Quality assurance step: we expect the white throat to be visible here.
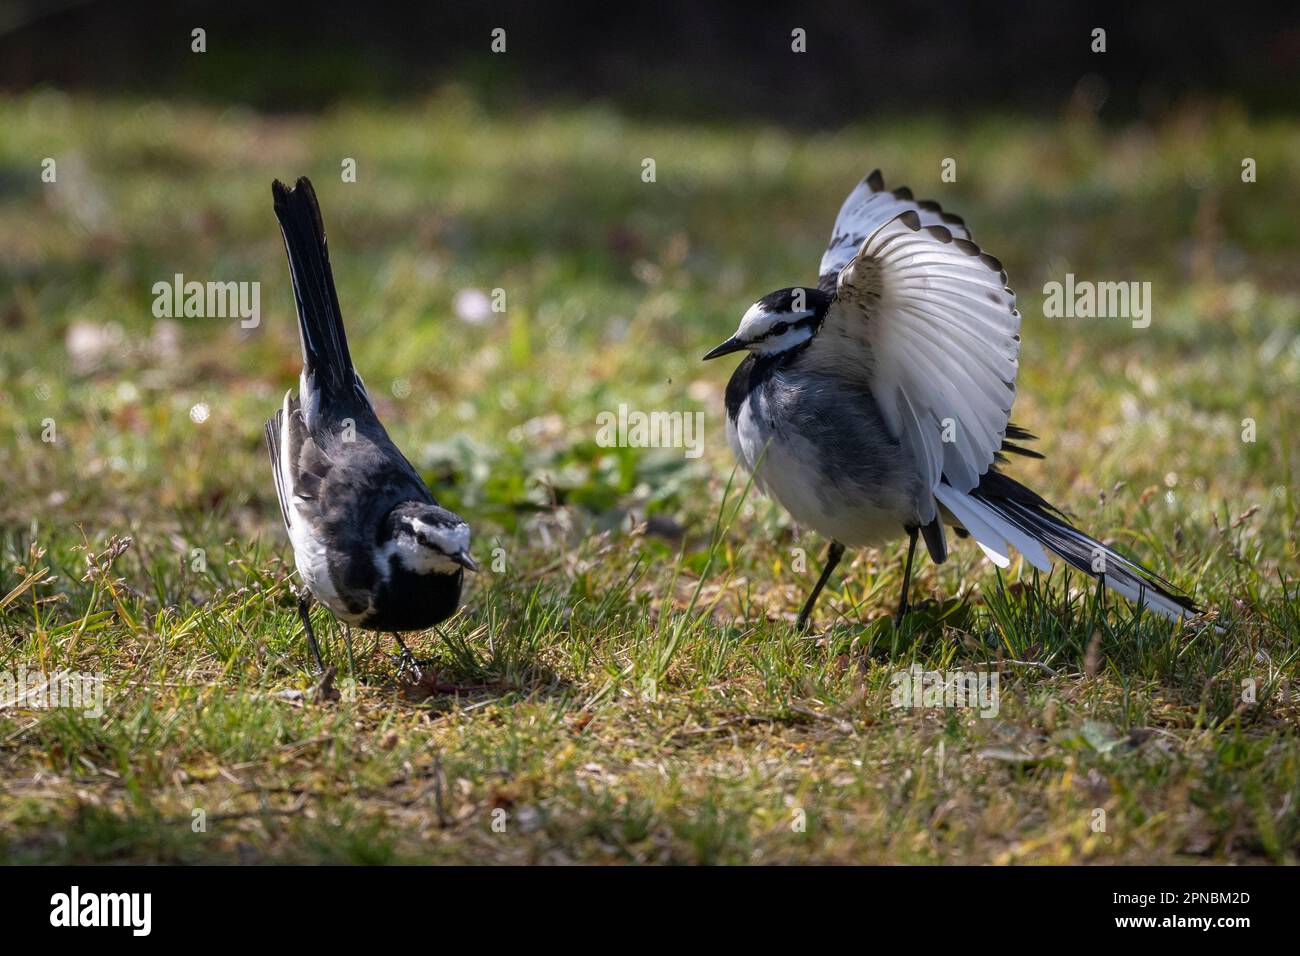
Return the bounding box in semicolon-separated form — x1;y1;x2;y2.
375;518;469;576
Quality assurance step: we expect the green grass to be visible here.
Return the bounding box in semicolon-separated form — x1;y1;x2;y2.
1;91;1298;863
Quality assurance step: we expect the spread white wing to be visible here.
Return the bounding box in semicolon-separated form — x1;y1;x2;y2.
811;173;1205;618
818;169;972;288
815;177;1020;525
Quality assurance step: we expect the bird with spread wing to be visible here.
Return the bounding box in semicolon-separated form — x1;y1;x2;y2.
704;170;1201;629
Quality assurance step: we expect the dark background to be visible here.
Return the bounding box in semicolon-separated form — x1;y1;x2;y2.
2;0;1297;122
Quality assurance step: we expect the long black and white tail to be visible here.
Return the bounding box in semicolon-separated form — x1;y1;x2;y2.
934;472;1200;621
271;177;366;410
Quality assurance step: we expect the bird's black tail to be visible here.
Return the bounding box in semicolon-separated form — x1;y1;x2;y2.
272;177;358;402
967;470;1201;621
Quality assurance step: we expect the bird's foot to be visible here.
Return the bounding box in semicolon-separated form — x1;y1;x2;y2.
393;646;418;681
392;648;438;683
390;633;435;683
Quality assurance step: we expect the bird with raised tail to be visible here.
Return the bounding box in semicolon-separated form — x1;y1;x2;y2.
265;177;476;675
704;169;1200;630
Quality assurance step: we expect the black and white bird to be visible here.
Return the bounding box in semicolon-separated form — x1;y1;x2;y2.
704;169;1199;630
265;177;476;673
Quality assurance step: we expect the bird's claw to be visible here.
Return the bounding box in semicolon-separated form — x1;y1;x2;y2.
393;648;421;681
393;648;437;683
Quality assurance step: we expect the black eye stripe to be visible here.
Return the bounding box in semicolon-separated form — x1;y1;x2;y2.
763;314;820;338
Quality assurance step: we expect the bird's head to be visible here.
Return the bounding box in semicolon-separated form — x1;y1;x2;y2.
703;287;832;361
382;503;477;576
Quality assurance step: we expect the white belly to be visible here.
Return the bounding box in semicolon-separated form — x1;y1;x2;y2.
727;403;911;548
288;507;368;624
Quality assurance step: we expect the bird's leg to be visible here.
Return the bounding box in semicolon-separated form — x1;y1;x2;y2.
797;541;846;632
391;633;422;681
894;526;919;628
390;634;440;679
296;589;326;675
343;623;357;677
391;630;491;695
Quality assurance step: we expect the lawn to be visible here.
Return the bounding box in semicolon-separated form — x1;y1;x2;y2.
1;91;1298;863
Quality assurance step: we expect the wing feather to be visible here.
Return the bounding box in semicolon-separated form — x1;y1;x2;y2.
264;414;292;533
818;170;973;287
815;181;1020;510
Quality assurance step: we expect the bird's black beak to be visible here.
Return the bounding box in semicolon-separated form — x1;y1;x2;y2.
702;337;746;361
452;551;478;572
